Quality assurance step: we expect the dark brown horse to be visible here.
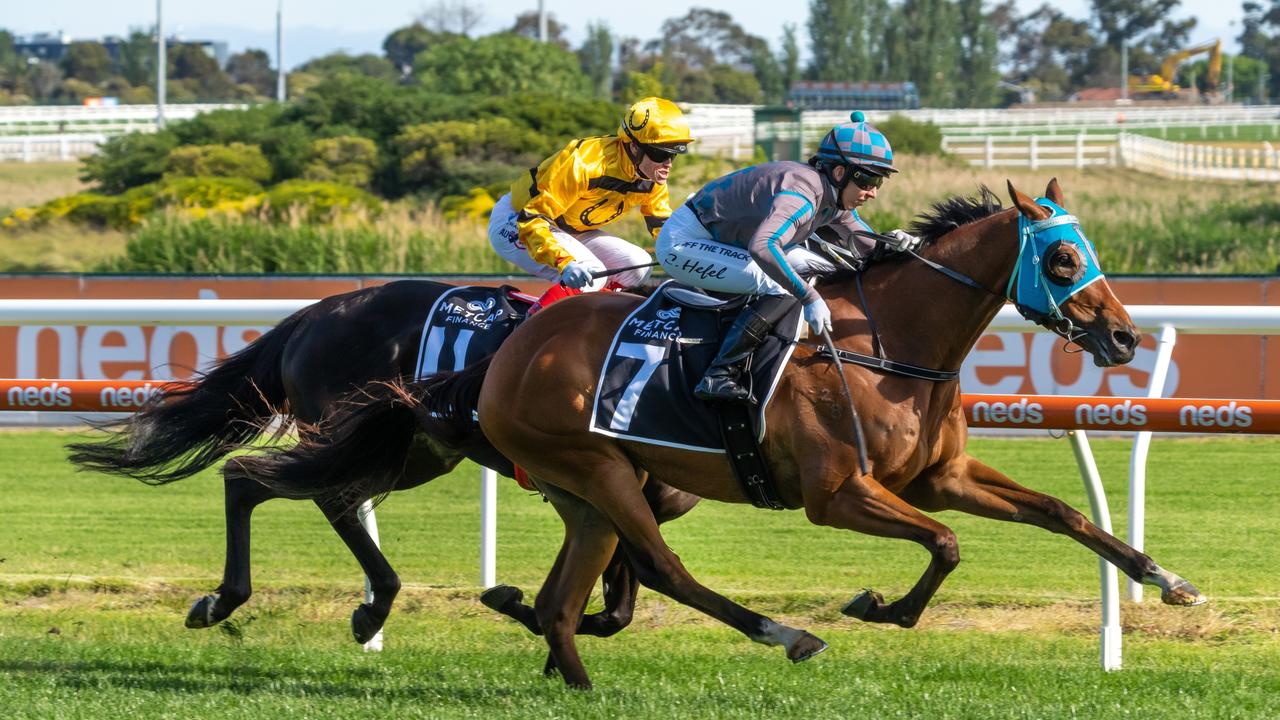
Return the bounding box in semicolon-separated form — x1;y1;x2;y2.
67;279;697;647
237;180;1205;688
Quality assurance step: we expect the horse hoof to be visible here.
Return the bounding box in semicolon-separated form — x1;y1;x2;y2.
842;589;884;621
351;603;385;644
480;584;524;612
787;632;829;663
185;595;220;629
1162;579;1207;607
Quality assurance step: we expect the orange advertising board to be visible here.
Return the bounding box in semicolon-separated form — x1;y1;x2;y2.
1;274;1276;399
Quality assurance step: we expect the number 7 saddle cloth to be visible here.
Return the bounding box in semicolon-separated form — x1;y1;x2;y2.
589;280;804;453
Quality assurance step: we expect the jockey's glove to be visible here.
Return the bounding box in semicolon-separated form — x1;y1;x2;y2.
559;260;595;289
803;297;833;336
885;229;923;253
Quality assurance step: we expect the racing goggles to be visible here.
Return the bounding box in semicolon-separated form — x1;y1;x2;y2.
846;166;885;191
638;143;683;163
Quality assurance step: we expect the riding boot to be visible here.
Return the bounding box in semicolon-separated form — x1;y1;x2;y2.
694;294;797;404
528;284;582;316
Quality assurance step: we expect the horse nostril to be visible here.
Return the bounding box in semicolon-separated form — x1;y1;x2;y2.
1113;329;1137;351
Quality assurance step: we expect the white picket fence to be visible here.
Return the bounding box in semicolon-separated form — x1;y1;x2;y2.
1117;133;1280;181
0;103;246;136
941;132;1280;181
0;133;110;162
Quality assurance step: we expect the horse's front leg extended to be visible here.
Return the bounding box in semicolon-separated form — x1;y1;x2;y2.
902;456;1205;607
186;469;276;629
803;470;961;628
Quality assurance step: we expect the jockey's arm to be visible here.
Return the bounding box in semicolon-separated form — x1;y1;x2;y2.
515;153;590;273
827;209;879;259
748;192;822;304
640;182;673;241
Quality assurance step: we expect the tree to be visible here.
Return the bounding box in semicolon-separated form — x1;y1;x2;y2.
807;0;892;81
1084;0;1196;86
60;42;113;85
413;33;591;98
1005;6;1096;101
227;49;276;97
578;22;615;100
638;8;774;103
510;11;571;50
118;28;155;87
383;23;450;72
297;53;398;82
955;0;1000;106
1241;0;1280;101
888;0;961;106
26;62;64;101
418;0;485;37
780;24;801;96
168;44;239;100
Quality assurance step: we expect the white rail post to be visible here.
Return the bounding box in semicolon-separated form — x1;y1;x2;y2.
1127;324;1177;602
1029;135;1039;170
481;466;498;588
1076;133;1085;169
1069;429;1122;671
356;499;384;652
985;136;994;168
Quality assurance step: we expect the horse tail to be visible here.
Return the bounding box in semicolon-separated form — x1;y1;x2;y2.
66;307;310;484
230;356;493;507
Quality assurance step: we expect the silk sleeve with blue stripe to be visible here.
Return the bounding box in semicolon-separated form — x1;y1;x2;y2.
747;190;819;302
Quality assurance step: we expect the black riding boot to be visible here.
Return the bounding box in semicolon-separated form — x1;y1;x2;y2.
694;294;797;403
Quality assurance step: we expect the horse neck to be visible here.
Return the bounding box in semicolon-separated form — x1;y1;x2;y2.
825;209;1021;371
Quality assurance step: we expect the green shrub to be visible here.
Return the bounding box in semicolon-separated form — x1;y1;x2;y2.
263;180;382;223
80;131;179;194
413;34;591;98
395;117;548;196
98;217;507;274
303;135;379;189
165;143;274;183
877;114;944;156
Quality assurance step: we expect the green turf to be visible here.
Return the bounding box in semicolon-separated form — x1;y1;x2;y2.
1;432;1278;718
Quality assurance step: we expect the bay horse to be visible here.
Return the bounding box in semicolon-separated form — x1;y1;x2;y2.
236;179;1205;688
66;279;698;646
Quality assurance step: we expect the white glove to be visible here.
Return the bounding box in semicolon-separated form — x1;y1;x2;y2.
559;261;594;289
802;297;833;336
885;229;922;253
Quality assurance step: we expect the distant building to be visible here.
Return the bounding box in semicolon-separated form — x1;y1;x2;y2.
14;31;229;69
787;81;921;110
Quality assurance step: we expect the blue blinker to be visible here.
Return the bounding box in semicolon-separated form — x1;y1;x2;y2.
1006;198;1105;322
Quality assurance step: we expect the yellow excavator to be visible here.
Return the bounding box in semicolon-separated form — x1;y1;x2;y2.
1129;39;1221;99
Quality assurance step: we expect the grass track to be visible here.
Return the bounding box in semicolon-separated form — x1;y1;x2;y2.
1;432;1278;718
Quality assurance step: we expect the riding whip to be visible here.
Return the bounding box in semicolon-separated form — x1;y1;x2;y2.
589;261;660;280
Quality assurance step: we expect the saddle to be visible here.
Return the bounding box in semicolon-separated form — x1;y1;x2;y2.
590;281;803;509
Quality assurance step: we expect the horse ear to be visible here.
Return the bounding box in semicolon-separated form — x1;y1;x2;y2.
1045;178;1065;205
1007;180;1050;220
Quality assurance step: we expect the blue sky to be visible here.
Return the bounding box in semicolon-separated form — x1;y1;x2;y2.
6;0;1242;70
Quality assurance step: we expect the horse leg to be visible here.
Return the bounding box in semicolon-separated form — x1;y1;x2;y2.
529;483;621;686
482;477;701;639
803;470;961;628
186;469;275;629
903;456;1205;606
535;460;826;689
316;499;403;644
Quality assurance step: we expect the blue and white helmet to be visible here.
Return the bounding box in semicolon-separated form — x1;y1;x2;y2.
815;111;897;175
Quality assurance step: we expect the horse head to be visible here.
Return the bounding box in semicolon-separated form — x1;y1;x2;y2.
1006;179;1139;368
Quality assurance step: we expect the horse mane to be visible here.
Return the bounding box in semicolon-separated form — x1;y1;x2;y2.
907;185;1003;244
818;185;1004;284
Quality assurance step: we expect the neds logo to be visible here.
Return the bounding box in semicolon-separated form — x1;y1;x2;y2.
970;397;1044;424
1179;401;1253;429
1074;399;1148;427
99;384;164;408
6;382;73;408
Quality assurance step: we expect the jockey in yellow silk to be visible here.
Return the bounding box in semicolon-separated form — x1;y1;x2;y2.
488;97;694;309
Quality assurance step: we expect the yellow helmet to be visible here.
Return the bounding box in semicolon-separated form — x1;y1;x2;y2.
618;97;694;155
